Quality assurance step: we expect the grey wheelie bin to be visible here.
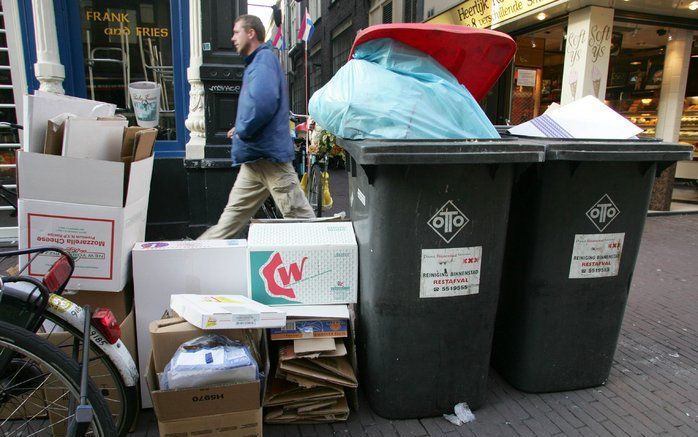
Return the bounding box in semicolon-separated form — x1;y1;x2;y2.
492;138;693;393
339;138;545;419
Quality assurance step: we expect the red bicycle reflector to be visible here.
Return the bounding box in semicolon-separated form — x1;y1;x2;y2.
92;308;121;344
43;255;73;293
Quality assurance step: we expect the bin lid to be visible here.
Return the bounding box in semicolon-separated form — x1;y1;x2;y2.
544;141;693;162
349;24;517;101
337;138;545;165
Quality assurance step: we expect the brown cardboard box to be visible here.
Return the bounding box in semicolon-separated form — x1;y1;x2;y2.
62;283;133;324
148;317;263;375
157;409;262;437
147;317;268;437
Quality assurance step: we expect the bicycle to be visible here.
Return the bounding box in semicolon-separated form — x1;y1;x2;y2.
0;247;139;436
0;122;140;435
290;112;332;218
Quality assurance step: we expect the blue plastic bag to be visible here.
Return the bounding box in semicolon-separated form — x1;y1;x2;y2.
309;38;499;140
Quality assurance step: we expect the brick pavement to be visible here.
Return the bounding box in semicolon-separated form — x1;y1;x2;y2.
132;175;698;436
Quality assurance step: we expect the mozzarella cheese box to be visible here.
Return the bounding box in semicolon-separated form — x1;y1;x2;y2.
247;222;358;305
170;294;286;329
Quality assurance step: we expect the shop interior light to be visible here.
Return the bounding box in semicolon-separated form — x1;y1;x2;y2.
531;39;537;48
689;1;698;11
641;98;652;105
536;12;547;21
630;61;642;65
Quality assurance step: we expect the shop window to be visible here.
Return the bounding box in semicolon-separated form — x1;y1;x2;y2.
79;1;177;140
510;25;565;125
331;21;353;76
382;1;393;24
309;47;323;98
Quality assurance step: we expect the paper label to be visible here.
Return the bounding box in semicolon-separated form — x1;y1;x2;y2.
26;213;115;280
420;247;482;298
569;233;624;279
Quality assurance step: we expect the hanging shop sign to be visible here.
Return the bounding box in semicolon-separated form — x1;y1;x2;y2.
427;0;557;29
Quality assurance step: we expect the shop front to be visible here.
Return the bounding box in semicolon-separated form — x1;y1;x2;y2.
5;0;250;240
427;0;698;211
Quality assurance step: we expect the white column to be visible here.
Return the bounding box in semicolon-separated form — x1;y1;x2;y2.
32;0;65;94
185;0;206;160
655;29;693;142
560;6;614;105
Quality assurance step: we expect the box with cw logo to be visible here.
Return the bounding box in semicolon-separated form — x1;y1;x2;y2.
247;222;358;305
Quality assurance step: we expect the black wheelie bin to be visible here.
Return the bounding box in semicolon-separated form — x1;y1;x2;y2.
492;138;693;393
340;138;545;418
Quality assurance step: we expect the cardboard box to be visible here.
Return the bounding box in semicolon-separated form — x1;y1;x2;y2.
248;222;358;305
149;317;263;374
23;91;116;153
170;294;286;330
156;410;262;437
270;319;348;341
62;283;133;323
18;195;149;291
147;317;266;437
132;239;248;407
17;151;154;208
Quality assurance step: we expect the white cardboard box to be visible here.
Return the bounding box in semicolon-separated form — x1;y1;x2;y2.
17;152;154;208
18;196;149;292
61;117;129;161
131;239;248;407
23;91;116;153
247;222;358;305
170;294;286;329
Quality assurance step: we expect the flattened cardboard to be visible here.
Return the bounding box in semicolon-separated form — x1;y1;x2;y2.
280;339;346;360
156;409;262;437
61;117;128;161
293;338;336;354
283;373;343;390
132;129;157;161
264;378;343;407
43;115;71;155
279;356;357;388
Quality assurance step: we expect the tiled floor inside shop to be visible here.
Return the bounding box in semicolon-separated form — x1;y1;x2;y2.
128;169;698;436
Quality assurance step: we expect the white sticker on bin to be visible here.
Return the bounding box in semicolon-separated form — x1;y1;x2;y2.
420;247;482;298
569;233;624;279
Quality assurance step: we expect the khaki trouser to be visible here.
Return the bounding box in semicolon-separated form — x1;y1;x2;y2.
198;160;314;239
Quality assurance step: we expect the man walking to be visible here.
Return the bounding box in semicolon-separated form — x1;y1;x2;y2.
198;14;314;239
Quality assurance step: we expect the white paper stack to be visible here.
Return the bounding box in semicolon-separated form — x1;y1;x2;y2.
509;96;643;139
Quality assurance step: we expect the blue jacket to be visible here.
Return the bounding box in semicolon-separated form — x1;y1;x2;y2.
232;43;294;165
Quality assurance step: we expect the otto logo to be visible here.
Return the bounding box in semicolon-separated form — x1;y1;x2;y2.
428;201;469;243
586;194;620;232
140;242;169;249
261;253;308;300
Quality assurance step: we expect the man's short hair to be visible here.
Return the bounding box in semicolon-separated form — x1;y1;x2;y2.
235;15;265;42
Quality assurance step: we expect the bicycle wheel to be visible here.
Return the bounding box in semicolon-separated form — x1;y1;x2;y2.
307;163;323;217
0;320;117;436
35;315;139;436
0;289;138;436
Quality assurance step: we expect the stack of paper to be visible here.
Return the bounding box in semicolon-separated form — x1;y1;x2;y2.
509;96;643;139
264;305;356;423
